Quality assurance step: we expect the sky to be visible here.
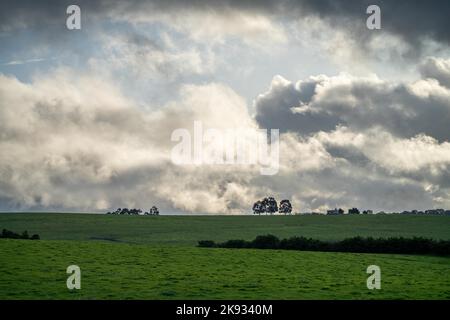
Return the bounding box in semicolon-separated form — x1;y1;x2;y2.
1;0;450;214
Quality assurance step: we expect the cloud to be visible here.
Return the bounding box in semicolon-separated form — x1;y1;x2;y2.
112;4;288;47
284;0;450;58
0;0;288;48
2;56;450;213
2;1;450;51
0;68;266;213
251;63;450;211
420;57;450;88
2;1;450;215
89;31;216;85
255;70;450;142
1;58;49;66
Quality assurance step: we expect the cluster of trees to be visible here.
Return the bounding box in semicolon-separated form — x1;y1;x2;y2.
325;208;450;215
397;209;450;216
1;229;40;240
107;206;159;215
252;197;292;215
327;207;373;215
198;235;450;256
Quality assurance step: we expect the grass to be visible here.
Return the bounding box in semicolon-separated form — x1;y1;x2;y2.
1;239;449;300
1;213;450;299
1;213;449;245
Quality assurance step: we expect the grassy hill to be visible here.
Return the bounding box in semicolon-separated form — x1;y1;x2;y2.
1;213;450;299
1;213;450;245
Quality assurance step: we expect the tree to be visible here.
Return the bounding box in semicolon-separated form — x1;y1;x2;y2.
262;197;278;215
252;201;264;215
279;200;292;215
128;208;142;215
348;208;360;215
252;234;280;249
150;206;159;215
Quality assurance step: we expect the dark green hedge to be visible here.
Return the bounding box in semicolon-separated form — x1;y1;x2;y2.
198;235;450;256
0;229;40;240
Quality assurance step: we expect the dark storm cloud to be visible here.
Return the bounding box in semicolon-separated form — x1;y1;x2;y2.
420;57;450;88
1;0;450;50
254;77;339;135
291;0;450;47
255;72;450;142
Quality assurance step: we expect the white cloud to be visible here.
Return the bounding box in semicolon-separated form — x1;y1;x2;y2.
90;32;217;82
108;6;288;48
0;68;267;213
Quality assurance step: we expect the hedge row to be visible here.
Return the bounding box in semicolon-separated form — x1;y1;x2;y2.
198;235;450;256
1;229;40;240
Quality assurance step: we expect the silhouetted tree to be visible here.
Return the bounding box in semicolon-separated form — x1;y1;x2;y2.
279;200;292;215
128;208;142;215
150;206;159;215
252;200;264;215
262;197;278;215
348;208;360;215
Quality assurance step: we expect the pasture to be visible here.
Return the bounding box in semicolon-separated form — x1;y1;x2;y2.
1;213;449;299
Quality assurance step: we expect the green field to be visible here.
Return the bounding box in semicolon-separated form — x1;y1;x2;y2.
1;213;450;299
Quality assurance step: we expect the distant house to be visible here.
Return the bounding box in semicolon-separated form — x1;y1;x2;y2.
327;209;337;215
327;208;344;215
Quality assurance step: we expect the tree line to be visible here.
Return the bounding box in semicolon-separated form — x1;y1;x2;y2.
106;206;159;215
198;235;450;256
